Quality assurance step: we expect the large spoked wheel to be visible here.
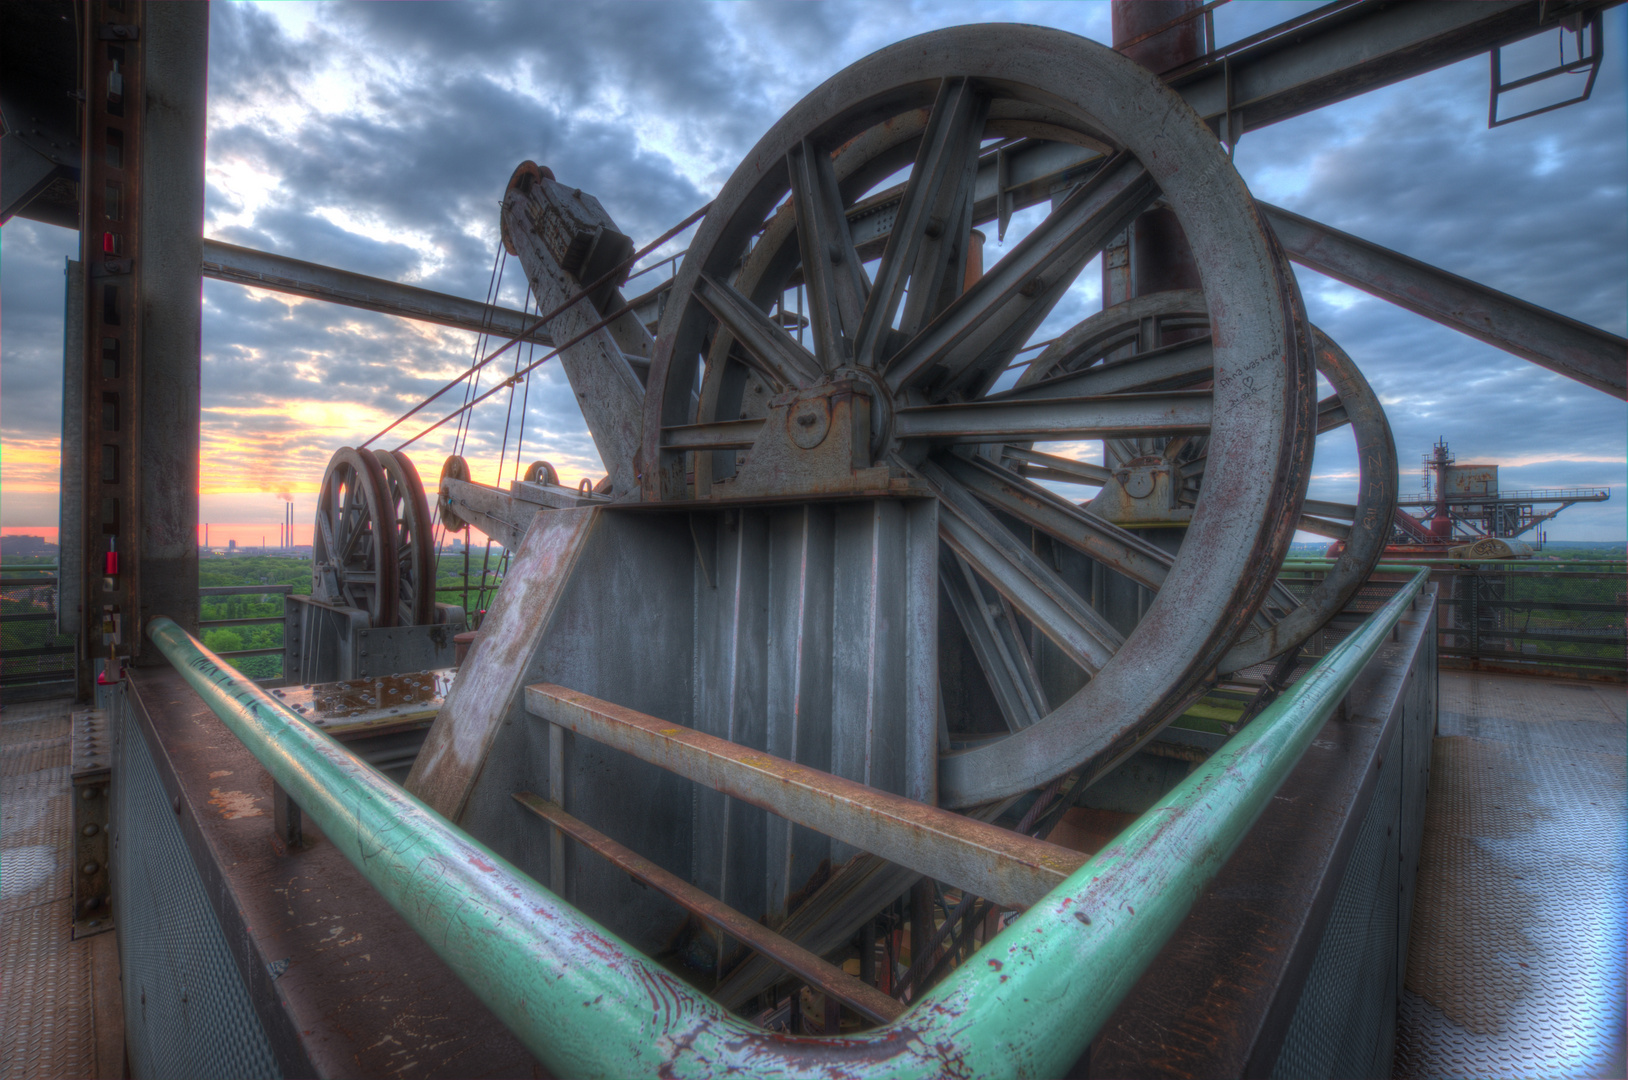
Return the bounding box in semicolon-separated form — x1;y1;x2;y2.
1011;294;1398;673
643;25;1317;807
373;449;437;628
312;447;400;627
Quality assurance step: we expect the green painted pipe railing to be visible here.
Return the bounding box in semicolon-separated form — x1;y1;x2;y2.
144;565;1429;1078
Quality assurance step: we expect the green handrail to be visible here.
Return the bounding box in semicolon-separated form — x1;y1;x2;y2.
144;564;1429;1078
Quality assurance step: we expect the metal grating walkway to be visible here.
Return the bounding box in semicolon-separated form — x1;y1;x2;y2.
1;697;122;1080
1396;672;1627;1080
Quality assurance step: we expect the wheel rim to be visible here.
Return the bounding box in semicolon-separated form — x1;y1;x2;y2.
311;446;400;628
373;449;437;628
642;25;1317;806
1220;326;1398;671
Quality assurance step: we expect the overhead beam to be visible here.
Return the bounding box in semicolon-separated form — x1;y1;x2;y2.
1261;203;1628;399
200;238;556;347
1167;0;1618;136
853;1;1628;250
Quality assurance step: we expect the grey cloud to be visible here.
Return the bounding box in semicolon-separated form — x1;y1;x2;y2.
0;220;77;441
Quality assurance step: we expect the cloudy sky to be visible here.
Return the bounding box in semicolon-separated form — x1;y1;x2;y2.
2;1;1624;545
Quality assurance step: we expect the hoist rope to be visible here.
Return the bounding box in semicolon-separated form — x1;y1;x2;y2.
432;239;507;614
362;200;711;451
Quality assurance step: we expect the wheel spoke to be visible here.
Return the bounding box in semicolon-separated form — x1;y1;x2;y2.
1316;393;1349;434
893;390;1210;443
694;273;820;390
940;549;1049;731
1017;290;1208;387
1297;513;1352;541
338;477;369;563
316;506;338;562
919;458;1123;674
894;115;984;343
852;77;989;369
885;153;1157;396
999;335;1214;400
788;138;869;369
1303;498;1357;520
933;452;1171;590
998;446;1113;487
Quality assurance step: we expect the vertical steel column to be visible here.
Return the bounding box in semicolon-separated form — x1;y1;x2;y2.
73;1;206;692
1096;0;1208;567
135;2;207;655
1104;0;1207;321
77;1;145;690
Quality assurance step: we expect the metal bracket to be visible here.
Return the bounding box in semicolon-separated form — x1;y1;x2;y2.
71;709;113;937
1489;11;1604;128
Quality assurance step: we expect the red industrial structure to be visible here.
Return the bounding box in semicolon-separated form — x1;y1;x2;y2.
1330;438;1610;559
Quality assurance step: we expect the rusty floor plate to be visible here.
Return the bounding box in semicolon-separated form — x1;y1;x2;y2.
1;697;122;1080
1395;673;1626;1080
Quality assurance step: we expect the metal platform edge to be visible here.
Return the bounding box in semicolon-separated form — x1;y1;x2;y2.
112;666;547;1080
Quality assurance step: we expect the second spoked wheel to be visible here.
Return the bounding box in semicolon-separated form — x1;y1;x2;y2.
643;25;1319;807
312;446;436;628
1005;290;1399;674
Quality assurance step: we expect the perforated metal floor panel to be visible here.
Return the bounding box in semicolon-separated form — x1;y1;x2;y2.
1;698;118;1080
1395;673;1627;1080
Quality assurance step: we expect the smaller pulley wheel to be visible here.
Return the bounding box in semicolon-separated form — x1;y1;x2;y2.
374;449;437;628
437;455;471;532
523;460;560;486
312;447;400;628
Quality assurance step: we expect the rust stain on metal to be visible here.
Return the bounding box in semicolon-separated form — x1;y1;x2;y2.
208;787;265;819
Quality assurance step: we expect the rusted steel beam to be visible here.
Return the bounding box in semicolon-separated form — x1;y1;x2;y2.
513;793;904;1025
1261;203;1628;399
405;507;599;821
201;239;555;347
525;684;1088;910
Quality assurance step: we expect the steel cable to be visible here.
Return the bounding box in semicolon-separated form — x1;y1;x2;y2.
363;200;711;451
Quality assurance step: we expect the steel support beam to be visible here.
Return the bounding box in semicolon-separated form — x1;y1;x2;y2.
1260;203;1628;398
1166;0;1618;136
525;683;1089;911
513;793;904;1025
200;239;555;347
136;2;208;655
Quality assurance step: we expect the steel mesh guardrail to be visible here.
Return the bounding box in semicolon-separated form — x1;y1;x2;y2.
1288;558;1625;679
1;564;74;685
